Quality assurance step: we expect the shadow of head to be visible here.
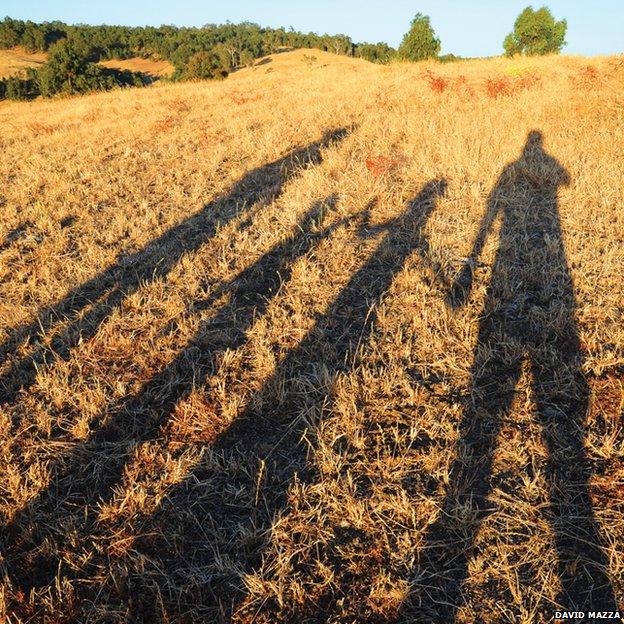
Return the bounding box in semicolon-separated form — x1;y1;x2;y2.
283;126;353;179
524;129;544;152
513;128;570;190
322;126;351;145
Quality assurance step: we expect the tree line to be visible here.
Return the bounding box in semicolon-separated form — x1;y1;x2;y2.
0;17;392;99
0;6;568;101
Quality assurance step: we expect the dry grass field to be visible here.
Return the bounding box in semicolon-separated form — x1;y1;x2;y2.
98;56;174;79
0;48;623;623
0;47;46;78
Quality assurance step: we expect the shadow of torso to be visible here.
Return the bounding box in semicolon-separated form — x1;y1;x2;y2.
483;145;575;349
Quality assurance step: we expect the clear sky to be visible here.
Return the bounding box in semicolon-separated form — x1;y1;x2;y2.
3;1;623;58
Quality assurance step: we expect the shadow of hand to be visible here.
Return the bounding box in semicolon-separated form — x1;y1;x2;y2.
445;261;474;309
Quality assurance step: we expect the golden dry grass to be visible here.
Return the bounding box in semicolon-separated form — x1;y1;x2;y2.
0;48;623;623
98;56;174;79
0;47;46;78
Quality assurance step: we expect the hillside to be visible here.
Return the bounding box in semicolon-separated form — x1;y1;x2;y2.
0;46;174;79
0;46;46;77
0;49;623;623
98;55;174;79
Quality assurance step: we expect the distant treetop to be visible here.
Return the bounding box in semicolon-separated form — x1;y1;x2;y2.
504;6;567;57
398;13;441;62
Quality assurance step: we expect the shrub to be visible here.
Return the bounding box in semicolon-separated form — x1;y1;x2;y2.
424;70;448;93
439;54;461;64
0;69;40;101
398;14;441;62
36;39;146;97
183;50;228;80
105;67;147;88
355;42;395;64
486;77;512;98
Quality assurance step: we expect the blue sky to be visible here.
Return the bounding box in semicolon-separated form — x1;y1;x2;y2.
3;1;623;57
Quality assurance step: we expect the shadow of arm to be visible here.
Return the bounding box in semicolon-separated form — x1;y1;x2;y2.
446;194;501;309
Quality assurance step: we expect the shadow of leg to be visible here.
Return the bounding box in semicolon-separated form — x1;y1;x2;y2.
402;324;521;622
2;197;341;600
532;347;618;612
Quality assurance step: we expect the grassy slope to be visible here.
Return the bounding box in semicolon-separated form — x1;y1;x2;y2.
98;56;174;79
0;47;46;77
0;46;174;79
0;49;623;623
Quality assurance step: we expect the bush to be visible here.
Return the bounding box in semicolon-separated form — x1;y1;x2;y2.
104;67;147;88
504;6;567;56
36;39;146;97
355;42;395;64
0;69;39;100
182;50;228;80
439;53;462;64
398;13;441;62
424;70;448;93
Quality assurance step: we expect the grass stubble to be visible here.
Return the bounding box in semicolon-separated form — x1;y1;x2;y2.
0;49;622;622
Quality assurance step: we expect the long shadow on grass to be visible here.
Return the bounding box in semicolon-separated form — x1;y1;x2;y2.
0;127;349;405
3;193;346;606
4;179;447;622
1;123;352;610
397;131;618;621
121;178;447;621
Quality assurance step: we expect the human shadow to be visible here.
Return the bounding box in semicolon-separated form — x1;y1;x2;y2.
3;194;345;599
120;178;447;620
4;179;447;621
399;132;618;621
0;127;349;405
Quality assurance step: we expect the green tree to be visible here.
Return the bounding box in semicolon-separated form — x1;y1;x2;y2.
504;6;567;56
239;48;255;67
0;69;39;100
398;13;440;62
36;39;143;96
355;42;395;64
212;43;233;72
36;39;92;95
183;50;228;80
0;17;25;48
